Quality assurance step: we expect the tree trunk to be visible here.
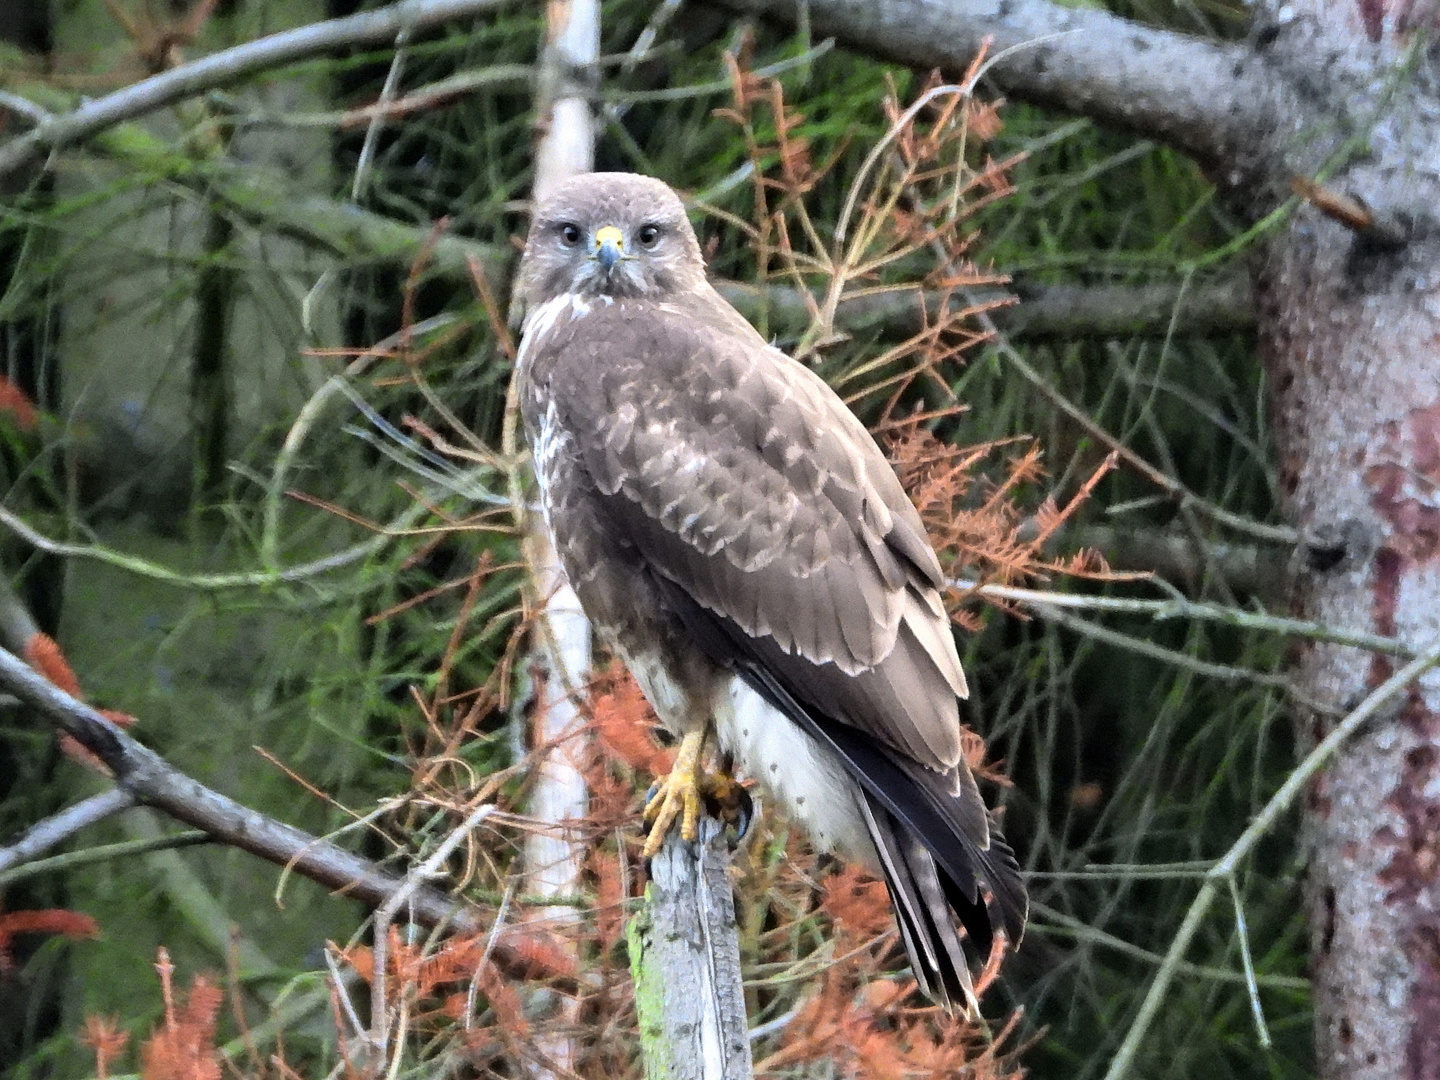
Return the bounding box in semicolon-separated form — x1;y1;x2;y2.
1256;14;1440;1080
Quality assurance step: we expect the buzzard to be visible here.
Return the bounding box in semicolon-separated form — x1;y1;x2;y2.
515;172;1026;1013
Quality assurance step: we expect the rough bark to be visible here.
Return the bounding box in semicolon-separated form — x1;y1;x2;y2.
1254;14;1440;1080
628;822;754;1080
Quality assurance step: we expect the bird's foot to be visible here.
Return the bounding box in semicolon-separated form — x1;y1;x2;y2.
641;734;754;858
702;764;755;841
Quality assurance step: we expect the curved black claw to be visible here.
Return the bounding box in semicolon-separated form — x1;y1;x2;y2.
703;774;756;847
731;784;757;843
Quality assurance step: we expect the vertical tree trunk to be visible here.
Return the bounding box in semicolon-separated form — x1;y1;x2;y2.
1256;11;1440;1079
519;2;598;1075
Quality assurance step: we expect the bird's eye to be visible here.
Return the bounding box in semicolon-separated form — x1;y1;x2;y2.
637;224;661;248
559;223;582;246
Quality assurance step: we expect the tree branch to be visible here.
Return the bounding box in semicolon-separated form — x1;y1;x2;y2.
73;121;1255;343
1059;523;1283;598
629;821;754;1080
716;275;1254;342
0;788;136;875
716;0;1302;180
0;0;518;178
0;646;568;986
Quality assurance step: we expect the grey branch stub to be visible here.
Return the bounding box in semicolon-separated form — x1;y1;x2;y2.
628;819;754;1080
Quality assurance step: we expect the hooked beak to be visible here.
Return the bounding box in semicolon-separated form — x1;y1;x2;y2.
593;225;624;272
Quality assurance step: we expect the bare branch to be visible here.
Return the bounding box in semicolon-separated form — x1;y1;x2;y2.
0;0;519;178
0;646;571;984
716;275;1254;342
78;118;1255;344
1003;276;1254;339
629;821;754;1080
716;0;1303;180
0;788;136;875
959;578;1415;658
1059;523;1283;598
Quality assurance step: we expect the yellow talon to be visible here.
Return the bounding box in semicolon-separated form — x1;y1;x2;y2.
642;729;708;858
641;729;754;859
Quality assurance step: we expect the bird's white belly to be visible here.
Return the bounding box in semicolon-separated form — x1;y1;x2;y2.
714;676;877;868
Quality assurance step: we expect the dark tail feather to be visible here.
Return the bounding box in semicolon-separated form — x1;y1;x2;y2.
860;793;978;1016
819;718;1028;953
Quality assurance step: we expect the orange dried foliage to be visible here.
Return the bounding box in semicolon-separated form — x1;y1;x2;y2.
885;420;1124;624
0;375;39;431
588;847;626;951
24;633;81;696
493;924;579;982
99;707;138;728
761;963;1022;1080
22;632;139;772
820;865;893;946
0;908;99;969
585;764;640;833
345;923;578;1021
587;661;671;776
139;950;223;1080
82;1015;130;1080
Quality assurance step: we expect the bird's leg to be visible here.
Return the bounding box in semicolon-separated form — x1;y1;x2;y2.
641;726;756;858
642;727;711;858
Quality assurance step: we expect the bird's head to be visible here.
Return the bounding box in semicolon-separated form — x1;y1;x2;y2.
518;173;707;307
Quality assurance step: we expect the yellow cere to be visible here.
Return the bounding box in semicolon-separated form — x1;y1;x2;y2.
594;225;625;249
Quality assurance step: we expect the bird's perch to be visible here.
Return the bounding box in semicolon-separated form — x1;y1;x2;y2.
628;819;754;1080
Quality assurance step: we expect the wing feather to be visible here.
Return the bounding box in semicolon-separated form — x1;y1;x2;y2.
534;288;967;771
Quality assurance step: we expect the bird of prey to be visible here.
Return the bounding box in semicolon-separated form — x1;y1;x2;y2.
515;172;1026;1013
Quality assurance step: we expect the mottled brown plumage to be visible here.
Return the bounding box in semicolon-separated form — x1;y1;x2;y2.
515;172;1025;1012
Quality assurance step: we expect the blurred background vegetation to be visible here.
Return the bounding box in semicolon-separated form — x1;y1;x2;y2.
0;0;1308;1076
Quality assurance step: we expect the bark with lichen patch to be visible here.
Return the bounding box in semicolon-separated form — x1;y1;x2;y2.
1254;13;1440;1080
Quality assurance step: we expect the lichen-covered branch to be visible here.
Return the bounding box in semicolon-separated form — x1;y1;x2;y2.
629;822;754;1080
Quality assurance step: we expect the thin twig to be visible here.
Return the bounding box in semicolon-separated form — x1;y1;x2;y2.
0;831;208;889
351;25;411;202
0;501;424;591
1228;875;1272;1048
369;802;497;1055
0;91;54;126
1030;603;1293;689
971;306;1298;544
957;579;1413;658
263;312;457;568
1029;902;1307;991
